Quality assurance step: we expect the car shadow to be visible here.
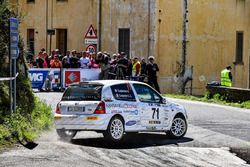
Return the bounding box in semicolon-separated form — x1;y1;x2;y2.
71;133;193;149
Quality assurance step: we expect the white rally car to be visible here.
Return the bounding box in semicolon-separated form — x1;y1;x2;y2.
54;80;188;142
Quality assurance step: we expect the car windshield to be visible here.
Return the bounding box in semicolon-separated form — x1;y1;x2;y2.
62;84;103;101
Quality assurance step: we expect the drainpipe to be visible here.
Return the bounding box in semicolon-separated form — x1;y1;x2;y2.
180;0;189;94
49;0;54;55
249;55;250;88
181;0;188;76
46;0;48;52
97;0;102;51
147;0;151;58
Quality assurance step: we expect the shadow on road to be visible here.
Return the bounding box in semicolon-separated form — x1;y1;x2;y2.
71;133;193;149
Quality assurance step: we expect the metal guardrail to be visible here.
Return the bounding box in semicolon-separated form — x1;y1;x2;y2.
0;72;19;81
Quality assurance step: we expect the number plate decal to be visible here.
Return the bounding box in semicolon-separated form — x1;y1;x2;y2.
68;106;85;112
149;120;161;124
86;116;98;120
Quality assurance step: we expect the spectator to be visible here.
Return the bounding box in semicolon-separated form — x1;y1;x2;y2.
97;52;110;80
36;51;44;68
116;52;128;79
132;57;141;80
146;56;160;93
50;55;62;68
89;53;100;68
62;50;71;68
108;54;118;79
42;51;48;68
70;50;80;68
55;49;63;61
221;65;232;87
62;58;70;68
140;57;147;82
80;51;90;68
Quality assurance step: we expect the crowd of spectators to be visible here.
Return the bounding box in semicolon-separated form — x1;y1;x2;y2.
28;48;160;92
28;48;100;69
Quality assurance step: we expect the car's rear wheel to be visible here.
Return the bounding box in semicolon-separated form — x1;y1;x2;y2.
103;116;125;142
56;129;77;141
167;115;187;139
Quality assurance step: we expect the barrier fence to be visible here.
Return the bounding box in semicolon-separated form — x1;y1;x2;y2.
28;68;101;91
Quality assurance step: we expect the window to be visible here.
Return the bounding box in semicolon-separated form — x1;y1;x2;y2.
133;84;161;103
119;28;130;58
111;84;136;101
27;0;35;3
62;84;103;101
56;29;67;56
57;0;68;2
235;31;244;64
27;29;35;56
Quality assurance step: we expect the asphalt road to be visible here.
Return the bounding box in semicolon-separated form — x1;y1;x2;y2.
0;92;250;167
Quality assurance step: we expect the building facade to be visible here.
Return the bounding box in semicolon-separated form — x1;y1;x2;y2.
12;0;250;95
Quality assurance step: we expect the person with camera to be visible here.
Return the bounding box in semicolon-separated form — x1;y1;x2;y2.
116;52;128;79
96;52;110;80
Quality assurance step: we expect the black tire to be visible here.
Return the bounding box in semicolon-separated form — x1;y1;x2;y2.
56;129;77;141
103;116;125;142
167;115;187;139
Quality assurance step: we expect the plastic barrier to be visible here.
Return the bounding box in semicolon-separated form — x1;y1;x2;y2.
28;68;101;91
28;68;61;90
62;68;101;87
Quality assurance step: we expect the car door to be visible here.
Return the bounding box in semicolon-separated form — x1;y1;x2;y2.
132;83;169;131
108;83;140;129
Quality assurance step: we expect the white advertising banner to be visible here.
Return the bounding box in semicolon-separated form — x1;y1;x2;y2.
62;68;101;87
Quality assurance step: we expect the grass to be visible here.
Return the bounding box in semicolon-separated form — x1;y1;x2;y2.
0;97;53;147
163;93;250;109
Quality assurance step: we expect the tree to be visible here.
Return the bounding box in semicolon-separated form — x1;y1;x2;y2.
0;0;34;121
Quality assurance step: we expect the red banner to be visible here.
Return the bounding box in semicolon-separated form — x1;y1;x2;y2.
65;71;80;86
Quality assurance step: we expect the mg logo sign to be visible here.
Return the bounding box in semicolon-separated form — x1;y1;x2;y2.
28;70;49;89
29;73;44;82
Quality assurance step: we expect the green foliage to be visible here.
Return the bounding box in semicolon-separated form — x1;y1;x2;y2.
0;98;53;146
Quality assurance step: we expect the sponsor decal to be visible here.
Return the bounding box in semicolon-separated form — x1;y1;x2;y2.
111;110;122;114
65;71;80;86
123;103;137;109
106;103;137;109
125;120;137;126
170;104;183;112
28;70;49;89
146;126;156;130
123;110;139;115
106;103;121;108
86;116;98;120
148;103;161;107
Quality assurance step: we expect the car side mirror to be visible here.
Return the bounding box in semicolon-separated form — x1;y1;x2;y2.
162;98;168;104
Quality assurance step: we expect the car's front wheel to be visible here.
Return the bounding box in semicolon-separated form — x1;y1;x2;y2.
56;129;77;141
103;116;125;142
167;115;187;139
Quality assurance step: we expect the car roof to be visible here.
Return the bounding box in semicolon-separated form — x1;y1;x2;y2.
78;80;146;87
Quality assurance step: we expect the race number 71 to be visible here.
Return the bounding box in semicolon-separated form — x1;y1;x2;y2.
152;108;159;119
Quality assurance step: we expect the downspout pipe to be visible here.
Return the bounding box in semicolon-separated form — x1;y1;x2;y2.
148;0;150;58
46;0;48;52
181;0;188;74
97;0;102;51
